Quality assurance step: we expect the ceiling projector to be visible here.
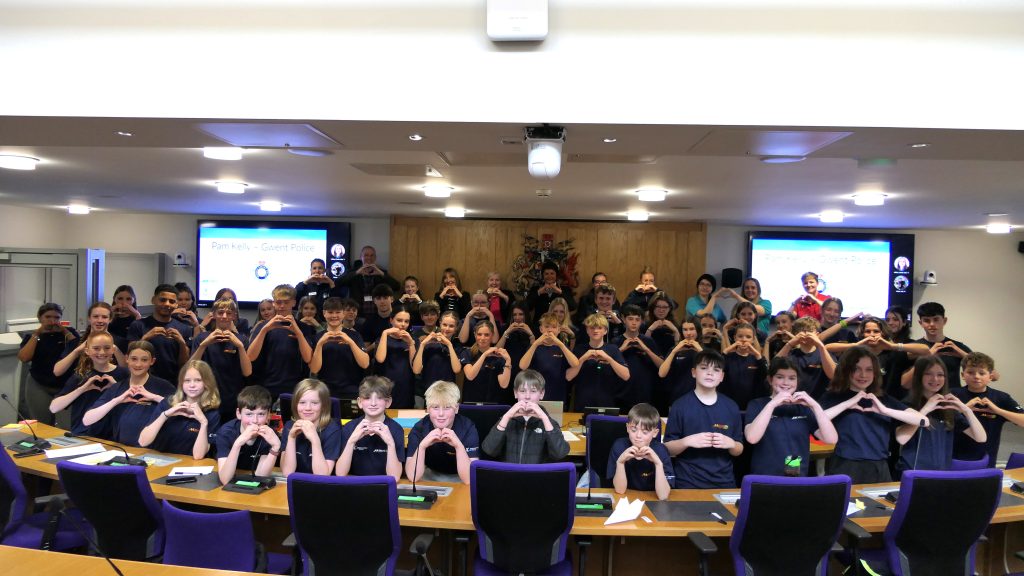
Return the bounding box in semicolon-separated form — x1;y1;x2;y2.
525;125;566;179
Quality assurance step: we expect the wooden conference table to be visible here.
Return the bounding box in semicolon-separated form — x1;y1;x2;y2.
0;545;263;576
8;423;1023;575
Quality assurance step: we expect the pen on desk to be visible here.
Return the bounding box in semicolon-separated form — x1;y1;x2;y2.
710;512;727;525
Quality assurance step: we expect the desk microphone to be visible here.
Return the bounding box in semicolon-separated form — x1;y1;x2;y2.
911;417;927;470
221;434;276;494
396;432;437;505
574;419;611;513
2;392;51;453
63;432;148;467
44;497;126;576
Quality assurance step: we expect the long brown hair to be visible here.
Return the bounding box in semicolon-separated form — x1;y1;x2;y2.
827;346;883;395
906;355;954;430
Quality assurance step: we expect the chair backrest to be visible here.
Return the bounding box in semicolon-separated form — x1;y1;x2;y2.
56;460;164;561
885;468;1003;576
0;448;29;539
950;455;989;471
1005;452;1024;470
458;404;510;460
586;415;629;487
162;501;257;571
730;474;851;576
288;473;400;576
280;393;342;421
471;461;575;574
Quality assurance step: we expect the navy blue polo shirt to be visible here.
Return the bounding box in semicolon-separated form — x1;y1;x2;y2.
191;330;249;418
664;391;743;489
462;353;510;405
744;397;818;476
419;341;471;390
788;347;832;399
280;419;343;474
20;329;79;389
406;414;479;476
215;419;272;473
58;366;129;436
820;390;908;461
501;330;533;385
606;437;675;491
644;325;678;363
915;337;972;388
898;413;962;472
662;350;697;406
250;320;315;398
90;376;175;446
149;397;221;457
377;336;415;408
951;386;1022;465
613;334;662;408
528;343;573;406
720;352;768;410
359;314;392;347
570;342;627;411
339;416;407;476
314;328;366;398
127;316;192;383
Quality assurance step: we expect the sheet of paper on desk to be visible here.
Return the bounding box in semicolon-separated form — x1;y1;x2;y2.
857;486;899;499
562;431;579;441
170;466;214;476
140;454;181;467
604;497;644;526
69;450;124;465
714;492;741;505
44;443;105;459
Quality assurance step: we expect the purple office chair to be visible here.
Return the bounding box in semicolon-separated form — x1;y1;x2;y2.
950;454;989;471
458;404;510;460
288;474;402;576
850;468;1002;575
471;461;576;576
1005;452;1024;470
585;414;629;487
56;459;164;561
689;474;852;576
0;447;88;551
162;501;291;574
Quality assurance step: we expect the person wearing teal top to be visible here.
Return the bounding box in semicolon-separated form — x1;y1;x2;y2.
684;274;726;324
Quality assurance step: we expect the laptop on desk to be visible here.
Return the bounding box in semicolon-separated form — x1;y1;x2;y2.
538;400;564;426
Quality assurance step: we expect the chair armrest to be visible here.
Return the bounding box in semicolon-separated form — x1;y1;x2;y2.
687;531;718;555
410;533;435;555
281;532;296;547
32;494;70;513
843;519;872;543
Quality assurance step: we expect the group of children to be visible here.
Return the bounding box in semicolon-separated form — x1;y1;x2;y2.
22;263;1021;499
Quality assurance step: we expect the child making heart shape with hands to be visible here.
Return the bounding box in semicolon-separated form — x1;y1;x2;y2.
481;369;569;463
82;340;176;446
405;381;479;485
280;378;342;476
462;321;513;404
609;403;674;500
216;385;280;485
138;360;221;459
375;307;417;408
50;331;129;435
744;357;837;476
336;376;406;480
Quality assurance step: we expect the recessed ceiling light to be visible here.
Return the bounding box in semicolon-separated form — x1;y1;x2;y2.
986;223;1011;234
852;191;887;206
636;188;667;202
603;137;617;143
259;200;282;212
908;142;931;148
115;131;133;137
287;148;332;157
203;147;243;161
409;134;424;141
627;210;649;222
67;204;91;215
215;181;249;194
819;210;845;223
444;207;466;218
0;154;40;170
760;156;806;164
422;184;453;198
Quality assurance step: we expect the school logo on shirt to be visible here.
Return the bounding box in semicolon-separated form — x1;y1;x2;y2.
712;423;730;430
188;425;201;434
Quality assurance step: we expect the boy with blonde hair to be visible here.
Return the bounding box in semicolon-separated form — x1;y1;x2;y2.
405;380;479;484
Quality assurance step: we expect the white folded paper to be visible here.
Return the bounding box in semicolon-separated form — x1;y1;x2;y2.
44;443;105;459
562;431;580;442
604;496;644;525
170;466;214;476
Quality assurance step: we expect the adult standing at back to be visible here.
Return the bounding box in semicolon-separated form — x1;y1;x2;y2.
337;245;400;317
684;273;726;324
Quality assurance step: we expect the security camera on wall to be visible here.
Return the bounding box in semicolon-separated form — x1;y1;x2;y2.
525;125;566;180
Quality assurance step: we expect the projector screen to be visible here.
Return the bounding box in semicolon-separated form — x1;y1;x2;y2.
196;219;351;307
748;231;915;320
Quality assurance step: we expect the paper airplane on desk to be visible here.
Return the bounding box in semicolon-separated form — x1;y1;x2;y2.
604;496;645;526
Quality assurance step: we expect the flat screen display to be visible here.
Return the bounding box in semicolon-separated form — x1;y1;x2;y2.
748;231;914;319
196;220;351;307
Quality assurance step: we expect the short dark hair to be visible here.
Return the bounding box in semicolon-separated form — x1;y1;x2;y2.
372;284;394;298
154;283;178;297
694;349;725;370
621;305;644;319
695;273;717;292
627;403;660;430
236;385;272;411
36;302;63;317
322;297;344;312
917;301;946;318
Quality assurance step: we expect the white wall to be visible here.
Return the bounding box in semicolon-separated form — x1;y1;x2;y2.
707;223;1024;397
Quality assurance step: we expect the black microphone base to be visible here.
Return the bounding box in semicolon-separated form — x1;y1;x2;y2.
574;494;614;516
7;437;51;453
222;475;277;494
98;455;149;467
396;487;438;509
